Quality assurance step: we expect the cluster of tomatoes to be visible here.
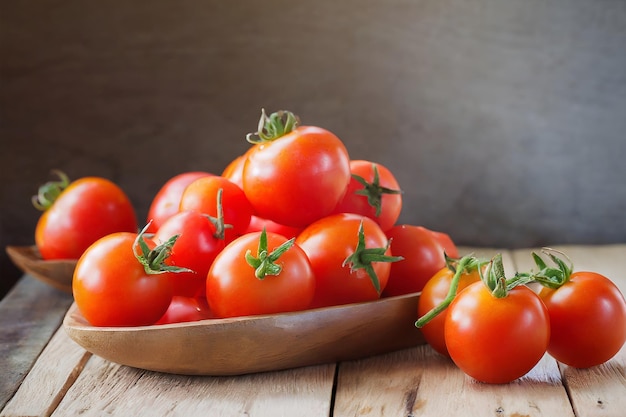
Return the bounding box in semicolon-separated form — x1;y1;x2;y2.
33;110;455;326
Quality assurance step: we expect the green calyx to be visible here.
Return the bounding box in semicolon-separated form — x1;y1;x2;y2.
245;228;295;279
526;247;574;289
479;253;535;299
205;188;231;241
246;109;300;144
342;221;404;294
352;164;403;217
133;223;194;275
32;170;70;211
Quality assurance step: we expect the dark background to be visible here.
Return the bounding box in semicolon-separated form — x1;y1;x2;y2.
2;0;626;299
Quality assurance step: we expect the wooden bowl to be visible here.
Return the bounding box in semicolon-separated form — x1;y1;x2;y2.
63;292;425;376
6;245;76;294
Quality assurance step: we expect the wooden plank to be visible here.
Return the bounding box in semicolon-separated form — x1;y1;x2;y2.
50;355;335;417
1;328;91;417
0;275;73;411
512;244;626;417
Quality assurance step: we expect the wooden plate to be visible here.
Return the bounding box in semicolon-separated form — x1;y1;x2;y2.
6;245;76;293
63;292;425;376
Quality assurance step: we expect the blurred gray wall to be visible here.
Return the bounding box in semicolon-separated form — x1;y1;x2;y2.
2;0;626;297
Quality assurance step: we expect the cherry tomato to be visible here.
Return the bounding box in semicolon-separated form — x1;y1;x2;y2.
33;171;137;260
206;230;316;318
242;110;351;227
383;225;458;296
296;213;399;308
146;171;213;233
153;210;226;297
73;232;173;327
539;271;626;368
417;265;482;356
179;175;253;242
332;160;402;231
445;281;550;384
155;296;213;324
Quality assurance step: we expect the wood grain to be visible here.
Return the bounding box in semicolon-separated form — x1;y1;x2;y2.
5;246;75;294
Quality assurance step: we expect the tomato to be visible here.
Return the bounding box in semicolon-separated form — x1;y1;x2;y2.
146;171;213;233
206;230;316;318
153;210;226;297
538;271;626;368
33;171;137;260
246;215;303;239
332;160;402;231
417;264;482;356
445;280;550;384
295;213;400;308
221;154;246;188
155;296;213;324
242;110;351;227
73;232;173;327
179;175;253;242
383;225;458;296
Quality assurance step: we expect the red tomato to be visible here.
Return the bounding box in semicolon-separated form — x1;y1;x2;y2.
155;296;214;324
417;265;482;356
246;215;303;239
73;232;173;327
445;281;550;384
206;230;316;318
332;160;402;231
221;154;246;188
153;210;226;297
539;271;626;368
146;171;213;233
179;176;253;242
295;213;399;308
242;110;351;227
383;225;458;296
34;172;137;260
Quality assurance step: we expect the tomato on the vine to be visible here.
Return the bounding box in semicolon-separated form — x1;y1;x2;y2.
295;213;402;308
206;229;316;318
530;250;626;368
33;171;137;260
146;171;213;233
332;160;402;232
383;225;458;296
242;110;351;227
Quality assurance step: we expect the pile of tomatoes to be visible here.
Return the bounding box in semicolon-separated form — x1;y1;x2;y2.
32;109;626;384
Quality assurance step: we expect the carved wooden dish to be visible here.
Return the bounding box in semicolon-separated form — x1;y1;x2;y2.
63;292;425;376
6;245;76;294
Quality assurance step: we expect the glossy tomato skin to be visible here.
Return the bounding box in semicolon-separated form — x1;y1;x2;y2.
73;232;172;327
383;225;458;296
155;296;213;324
146;171;212;233
246;215;303;240
153;210;225;297
295;213;392;308
179;176;253;242
242;126;351;228
332;160;402;232
206;231;316;318
539;272;626;368
445;282;550;384
35;177;137;260
417;266;482;356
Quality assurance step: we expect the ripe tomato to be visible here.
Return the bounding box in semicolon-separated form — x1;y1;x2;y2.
445;281;550;384
242;110;351;227
206;230;316;318
539;271;626;368
332;160;402;231
295;213;400;308
179;175;253;242
246;215;303;239
417;263;482;356
146;171;213;233
34;171;137;260
73;232;173;327
155;296;213;324
153;210;226;297
383;225;458;296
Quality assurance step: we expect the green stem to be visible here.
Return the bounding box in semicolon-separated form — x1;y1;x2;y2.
352;164;403;217
133;223;194;275
246;109;300;144
32;170;70;211
245;228;295;279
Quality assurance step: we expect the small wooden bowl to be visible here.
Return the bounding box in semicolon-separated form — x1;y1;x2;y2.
6;245;76;294
63;292;425;376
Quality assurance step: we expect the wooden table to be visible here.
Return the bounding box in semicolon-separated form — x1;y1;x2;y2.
2;245;625;417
